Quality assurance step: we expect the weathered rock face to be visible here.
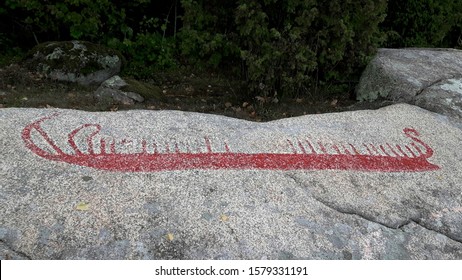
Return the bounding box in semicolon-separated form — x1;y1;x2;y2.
24;41;123;86
95;76;163;106
1;104;462;259
414;78;462;120
95;76;144;105
356;48;462;119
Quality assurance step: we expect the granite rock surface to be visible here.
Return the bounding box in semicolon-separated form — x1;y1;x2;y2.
356;48;462;119
1;104;461;259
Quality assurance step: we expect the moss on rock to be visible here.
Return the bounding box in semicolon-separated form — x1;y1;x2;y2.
121;78;164;100
23;41;124;86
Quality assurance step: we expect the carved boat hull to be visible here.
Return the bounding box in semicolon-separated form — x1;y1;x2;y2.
22;113;440;172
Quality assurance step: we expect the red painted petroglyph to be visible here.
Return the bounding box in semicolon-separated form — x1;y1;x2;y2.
21;113;440;172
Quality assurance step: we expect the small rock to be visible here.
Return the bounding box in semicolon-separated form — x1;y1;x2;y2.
101;75;128;89
95;76;152;105
123;91;144;103
95;87;138;105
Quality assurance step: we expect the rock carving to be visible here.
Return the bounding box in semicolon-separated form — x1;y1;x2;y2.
22;113;440;172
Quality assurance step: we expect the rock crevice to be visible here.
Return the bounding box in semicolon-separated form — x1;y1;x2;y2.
0;240;32;260
285;173;462;245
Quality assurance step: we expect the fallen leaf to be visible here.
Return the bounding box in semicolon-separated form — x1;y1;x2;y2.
185;85;194;93
220;214;229;222
224;102;232;108
246;105;254;112
296;98;304;103
167;233;174;241
330;99;338;106
255;96;266;103
242;102;249;108
76;202;90;211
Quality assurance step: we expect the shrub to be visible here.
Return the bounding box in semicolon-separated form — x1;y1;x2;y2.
2;0;180;77
178;0;387;97
0;0;392;99
178;0;240;68
382;0;462;48
3;0;130;42
109;33;178;79
235;0;387;97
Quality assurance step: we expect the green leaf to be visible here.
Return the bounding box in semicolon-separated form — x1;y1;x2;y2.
75;202;90;211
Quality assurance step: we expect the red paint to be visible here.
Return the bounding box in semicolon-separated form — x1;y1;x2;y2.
21;114;440;172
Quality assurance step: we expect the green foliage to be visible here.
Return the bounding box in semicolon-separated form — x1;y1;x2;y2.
109;33;178;79
1;0;158;45
382;0;462;48
235;0;387;97
5;0;115;40
2;0;178;78
2;0;460;99
177;0;387;97
178;0;240;68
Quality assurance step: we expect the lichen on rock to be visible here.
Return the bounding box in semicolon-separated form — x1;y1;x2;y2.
24;41;124;86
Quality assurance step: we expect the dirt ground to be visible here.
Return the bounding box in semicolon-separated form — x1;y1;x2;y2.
0;63;393;121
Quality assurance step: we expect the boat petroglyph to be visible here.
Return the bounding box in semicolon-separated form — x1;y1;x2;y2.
21;113;440;172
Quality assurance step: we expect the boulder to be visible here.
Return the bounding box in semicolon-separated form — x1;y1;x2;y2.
95;76;144;106
356;48;462;119
24;41;123;86
95;76;164;106
414;78;462;120
1;104;462;259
